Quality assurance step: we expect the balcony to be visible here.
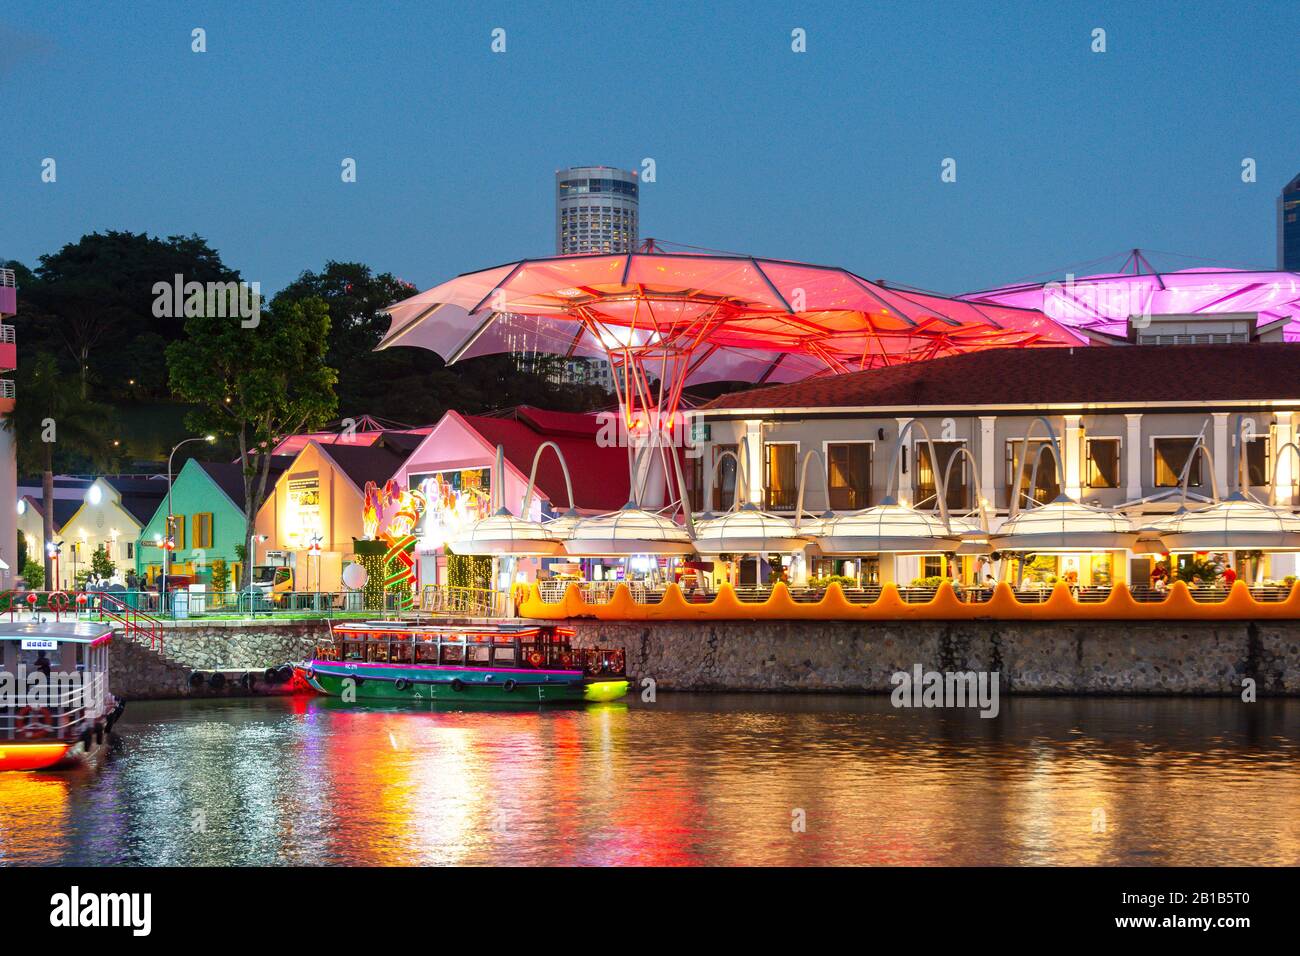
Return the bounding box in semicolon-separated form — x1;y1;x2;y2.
0;324;14;374
0;268;14;318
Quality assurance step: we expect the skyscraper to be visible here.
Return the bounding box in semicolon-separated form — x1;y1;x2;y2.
1281;172;1300;271
556;166;639;255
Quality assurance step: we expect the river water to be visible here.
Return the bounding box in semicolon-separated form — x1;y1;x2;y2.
1;694;1296;866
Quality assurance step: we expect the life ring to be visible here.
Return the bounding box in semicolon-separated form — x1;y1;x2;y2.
450;678;465;693
527;651;544;668
48;591;71;612
16;706;53;739
394;678;410;691
560;652;574;668
503;679;518;693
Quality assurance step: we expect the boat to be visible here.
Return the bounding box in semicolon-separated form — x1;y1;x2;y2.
293;622;630;704
0;622;126;772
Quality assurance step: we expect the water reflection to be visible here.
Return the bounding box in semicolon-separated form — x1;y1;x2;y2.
0;695;1296;866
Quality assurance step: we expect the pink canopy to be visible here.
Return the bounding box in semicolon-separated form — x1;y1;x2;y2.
378;252;1081;394
964;267;1300;341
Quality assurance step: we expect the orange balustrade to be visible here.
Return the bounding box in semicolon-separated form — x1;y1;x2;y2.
516;579;1300;622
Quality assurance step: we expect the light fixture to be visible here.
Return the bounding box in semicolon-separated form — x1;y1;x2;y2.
989;495;1137;553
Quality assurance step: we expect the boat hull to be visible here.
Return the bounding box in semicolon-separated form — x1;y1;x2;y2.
298;661;627;704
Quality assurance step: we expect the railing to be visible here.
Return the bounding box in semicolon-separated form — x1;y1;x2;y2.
518;579;1300;622
0;380;13;399
420;585;509;618
0;268;14;287
2;588;377;625
0;324;14;343
0;672;109;742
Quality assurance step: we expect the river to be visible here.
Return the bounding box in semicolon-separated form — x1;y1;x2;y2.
1;694;1296;866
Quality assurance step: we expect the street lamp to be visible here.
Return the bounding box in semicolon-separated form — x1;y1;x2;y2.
46;539;62;591
163;434;216;606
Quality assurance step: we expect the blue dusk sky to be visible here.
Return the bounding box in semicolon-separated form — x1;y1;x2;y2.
1;0;1297;296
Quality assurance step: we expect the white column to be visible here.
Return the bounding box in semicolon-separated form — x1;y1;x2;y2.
1212;412;1230;494
743;419;763;507
979;416;996;511
1125;414;1143;502
1275;412;1295;505
1062;414;1083;500
894;417;913;503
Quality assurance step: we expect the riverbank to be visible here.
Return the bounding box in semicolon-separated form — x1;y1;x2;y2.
570;618;1300;695
108;616;1300;699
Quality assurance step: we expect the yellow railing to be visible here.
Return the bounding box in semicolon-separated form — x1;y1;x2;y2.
516;579;1300;622
421;585;509;617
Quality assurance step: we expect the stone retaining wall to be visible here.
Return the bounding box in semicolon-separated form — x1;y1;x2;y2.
108;617;1300;699
111;621;328;700
570;619;1300;695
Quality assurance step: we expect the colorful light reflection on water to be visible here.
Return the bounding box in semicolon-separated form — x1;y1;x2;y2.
0;695;1297;866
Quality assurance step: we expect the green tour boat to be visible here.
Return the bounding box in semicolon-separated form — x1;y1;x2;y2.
292;622;629;704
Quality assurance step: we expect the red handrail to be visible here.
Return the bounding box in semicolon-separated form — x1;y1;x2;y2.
93;592;164;651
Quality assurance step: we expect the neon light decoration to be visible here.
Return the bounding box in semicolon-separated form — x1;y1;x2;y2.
361;480;427;610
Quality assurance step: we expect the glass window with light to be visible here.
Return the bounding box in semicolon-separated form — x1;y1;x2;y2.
1086;438;1121;489
827;442;871;510
1154;438;1201;487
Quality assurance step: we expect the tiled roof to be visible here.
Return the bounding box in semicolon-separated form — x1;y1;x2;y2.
195;457;295;512
318;439;414;491
702;343;1300;411
102;476;169;524
461;412;630;513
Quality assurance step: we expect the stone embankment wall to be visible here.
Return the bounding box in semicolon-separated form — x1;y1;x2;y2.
109;617;1300;699
112;621;328;700
570;619;1300;695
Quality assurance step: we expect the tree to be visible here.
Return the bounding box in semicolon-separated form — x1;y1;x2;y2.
1;352;114;584
90;544;116;581
167;293;338;587
22;231;238;401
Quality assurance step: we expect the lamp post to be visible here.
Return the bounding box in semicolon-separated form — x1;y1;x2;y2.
163;434;216;608
46;540;62;592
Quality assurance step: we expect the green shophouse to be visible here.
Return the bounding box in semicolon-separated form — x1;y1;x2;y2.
136;458;291;588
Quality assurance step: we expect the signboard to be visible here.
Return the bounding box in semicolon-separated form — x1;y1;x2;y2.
21;639;58;651
409;468;492;551
285;474;322;546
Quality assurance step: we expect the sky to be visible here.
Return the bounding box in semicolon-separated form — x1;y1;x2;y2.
1;0;1297;297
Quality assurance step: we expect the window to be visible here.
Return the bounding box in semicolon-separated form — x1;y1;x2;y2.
168;514;186;550
1154;438;1201;487
1244;436;1270;487
192;512;213;549
1086;438;1121;489
712;444;738;511
764;443;798;510
1005;439;1061;507
915;441;967;510
124;541;134;559
922;556;945;578
827;442;871;510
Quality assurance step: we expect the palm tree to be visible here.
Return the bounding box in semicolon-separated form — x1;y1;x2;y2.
1;352;114;585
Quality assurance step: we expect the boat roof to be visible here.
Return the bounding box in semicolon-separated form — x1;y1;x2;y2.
0;622;116;645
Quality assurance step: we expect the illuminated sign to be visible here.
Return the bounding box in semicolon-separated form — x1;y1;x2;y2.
409;469;491;551
285;475;322;546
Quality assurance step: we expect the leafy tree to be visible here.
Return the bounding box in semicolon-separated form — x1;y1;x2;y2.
90;544;115;581
21;559;44;590
1;352;114;583
22;231;237;400
167;293;338;587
